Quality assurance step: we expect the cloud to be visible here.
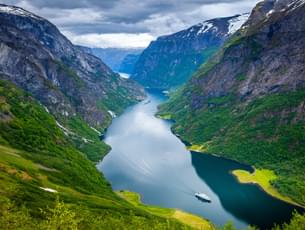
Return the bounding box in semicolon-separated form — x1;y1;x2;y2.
63;32;154;49
1;0;260;48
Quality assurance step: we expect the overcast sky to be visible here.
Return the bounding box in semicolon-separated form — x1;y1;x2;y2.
2;0;260;48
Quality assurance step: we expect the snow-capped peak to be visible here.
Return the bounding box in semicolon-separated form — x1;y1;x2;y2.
227;13;250;34
0;4;41;20
197;22;214;35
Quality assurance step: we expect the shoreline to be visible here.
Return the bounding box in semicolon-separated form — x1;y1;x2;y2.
100;96;215;229
116;190;215;230
185;143;304;209
232;169;304;209
156;115;304;209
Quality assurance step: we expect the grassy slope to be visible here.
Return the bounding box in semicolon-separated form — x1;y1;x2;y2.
159;86;305;206
232;169;299;207
55;61;139;162
0;79;192;229
117;191;214;230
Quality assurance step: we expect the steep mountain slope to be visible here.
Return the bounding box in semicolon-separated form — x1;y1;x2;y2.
131;14;249;89
118;53;141;74
91;48;143;72
0;79;193;229
0;5;209;229
0;4;145;161
159;0;305;205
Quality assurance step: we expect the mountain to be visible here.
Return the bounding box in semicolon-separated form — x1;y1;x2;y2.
0;4;146;161
76;45;94;55
159;0;305;206
131;14;249;89
0;79;193;229
118;53;141;74
90;48;143;72
0;4;199;229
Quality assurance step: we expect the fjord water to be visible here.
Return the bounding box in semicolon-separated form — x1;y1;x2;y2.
97;90;300;229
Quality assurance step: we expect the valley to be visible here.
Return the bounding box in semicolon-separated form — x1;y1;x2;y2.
98;90;303;229
0;0;305;229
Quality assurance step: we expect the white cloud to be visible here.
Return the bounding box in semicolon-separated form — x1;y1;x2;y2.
1;0;260;48
189;1;258;20
63;32;155;48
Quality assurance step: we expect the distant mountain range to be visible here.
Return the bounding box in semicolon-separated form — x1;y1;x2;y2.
118;53;141;74
89;48;143;73
131;13;249;89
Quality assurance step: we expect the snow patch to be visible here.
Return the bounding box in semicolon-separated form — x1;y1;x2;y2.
118;72;130;79
228;13;250;35
40;187;57;193
197;22;213;35
0;5;41;20
266;9;275;17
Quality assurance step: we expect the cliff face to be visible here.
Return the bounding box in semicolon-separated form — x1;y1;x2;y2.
0;4;145;129
187;0;305;105
159;0;305;205
90;48;143;72
131;14;249;89
118;53;141;74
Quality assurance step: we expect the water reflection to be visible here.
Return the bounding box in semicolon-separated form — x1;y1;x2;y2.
98;90;301;230
191;153;302;229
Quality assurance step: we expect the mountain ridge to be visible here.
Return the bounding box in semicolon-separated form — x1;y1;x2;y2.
0;4;145;130
158;0;305;205
131;13;249;89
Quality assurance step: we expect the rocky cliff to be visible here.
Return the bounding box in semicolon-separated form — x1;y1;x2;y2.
118;53;141;74
159;0;305;205
0;4;144;131
91;48;143;72
131;14;249;89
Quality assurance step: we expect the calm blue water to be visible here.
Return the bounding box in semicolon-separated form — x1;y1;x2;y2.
97;90;302;229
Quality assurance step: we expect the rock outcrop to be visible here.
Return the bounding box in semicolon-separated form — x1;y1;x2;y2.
132;14;249;89
0;4;144;129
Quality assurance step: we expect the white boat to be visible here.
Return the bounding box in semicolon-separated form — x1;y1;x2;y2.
195;193;211;202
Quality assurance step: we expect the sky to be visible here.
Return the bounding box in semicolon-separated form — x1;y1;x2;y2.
1;0;260;48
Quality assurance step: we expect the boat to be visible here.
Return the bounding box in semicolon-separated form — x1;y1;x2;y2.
195;193;211;202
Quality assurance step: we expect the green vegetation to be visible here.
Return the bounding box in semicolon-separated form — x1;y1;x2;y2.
67;116;111;162
160;88;305;206
235;73;246;81
0;78;304;229
0;195;191;230
187;144;209;153
56;61;86;89
156;113;173;120
217;212;305;230
232;169;299;206
117;190;214;230
0;79;192;229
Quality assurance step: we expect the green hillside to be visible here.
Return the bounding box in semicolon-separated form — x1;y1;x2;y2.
159;83;305;206
0;79;195;229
